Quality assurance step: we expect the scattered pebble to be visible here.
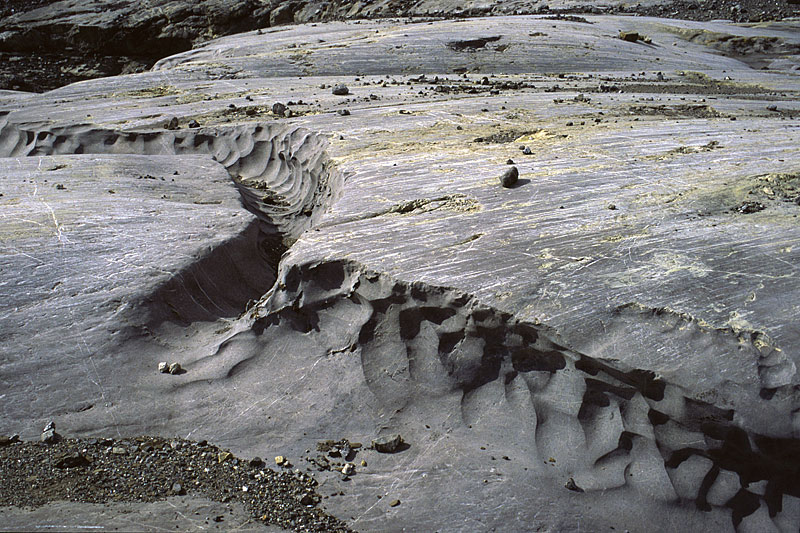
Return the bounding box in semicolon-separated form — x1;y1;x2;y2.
158;361;169;373
54;452;91;469
0;435;350;531
389;499;401;507
565;477;584;493
337;109;351;116
188;119;200;128
734;201;766;214
218;451;232;463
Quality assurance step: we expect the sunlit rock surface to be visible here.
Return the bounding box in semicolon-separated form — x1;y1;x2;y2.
1;14;800;533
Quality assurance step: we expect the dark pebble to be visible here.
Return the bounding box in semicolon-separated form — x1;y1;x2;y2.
272;102;287;116
500;166;519;188
372;435;404;453
565;477;584;492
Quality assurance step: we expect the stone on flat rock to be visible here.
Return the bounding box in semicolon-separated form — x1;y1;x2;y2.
619;31;640;42
372;435;404;453
565;478;585;493
500;166;519;188
40;429;60;444
272;102;287;116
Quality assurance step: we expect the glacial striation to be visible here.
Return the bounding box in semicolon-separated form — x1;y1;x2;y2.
1;11;799;533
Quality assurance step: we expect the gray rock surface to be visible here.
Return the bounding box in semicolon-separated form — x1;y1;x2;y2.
1;12;800;533
0;497;287;532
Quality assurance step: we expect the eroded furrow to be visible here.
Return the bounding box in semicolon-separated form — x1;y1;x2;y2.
252;257;800;531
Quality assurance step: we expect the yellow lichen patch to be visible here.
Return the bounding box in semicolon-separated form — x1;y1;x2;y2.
115;85;182;99
388;194;481;216
600;229;651;243
175;93;207;104
514;130;557;143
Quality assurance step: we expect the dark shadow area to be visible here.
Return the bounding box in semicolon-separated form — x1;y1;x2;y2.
142;219;275;328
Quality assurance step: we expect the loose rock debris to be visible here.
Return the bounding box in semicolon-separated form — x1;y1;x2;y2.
0;434;351;532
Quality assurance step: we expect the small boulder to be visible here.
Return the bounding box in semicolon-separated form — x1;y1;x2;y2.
272;102;287;116
158;361;169;373
168;362;182;375
41;422;60;444
500;166;519;188
332;84;350;96
41;429;60;444
372;434;405;453
619;31;640;43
